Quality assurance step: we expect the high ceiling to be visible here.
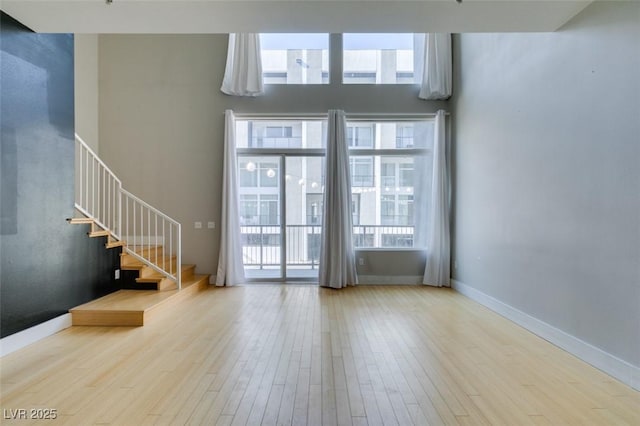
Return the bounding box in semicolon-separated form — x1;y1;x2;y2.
1;0;593;33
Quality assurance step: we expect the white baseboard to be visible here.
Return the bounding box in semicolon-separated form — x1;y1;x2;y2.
452;279;640;391
358;275;422;285
0;314;72;357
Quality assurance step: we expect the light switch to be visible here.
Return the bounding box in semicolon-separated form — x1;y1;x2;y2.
207;222;215;229
194;221;202;229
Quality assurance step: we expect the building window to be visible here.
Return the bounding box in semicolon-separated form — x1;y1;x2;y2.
259;162;279;187
381;162;396;187
240;120;324;149
239;194;279;225
239;160;279;187
399;163;413;187
352;194;361;226
343;34;421;84
259;194;279;225
347;124;374;148
350;157;374;187
240;194;258;224
396;124;414;148
239;161;258;187
266;126;293;138
398;195;414;226
250;123;300;148
260;34;329;84
381;194;395;225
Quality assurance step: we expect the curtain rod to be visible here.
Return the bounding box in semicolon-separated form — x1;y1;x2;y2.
230;112;449;119
347;112;449;117
231;113;327;120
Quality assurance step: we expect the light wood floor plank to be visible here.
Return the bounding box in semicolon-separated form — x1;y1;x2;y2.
0;285;637;426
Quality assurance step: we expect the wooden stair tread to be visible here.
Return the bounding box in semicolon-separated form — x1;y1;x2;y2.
136;274;168;283
71;289;178;312
68;217;94;224
106;240;126;249
89;230;110;238
71;276;208;311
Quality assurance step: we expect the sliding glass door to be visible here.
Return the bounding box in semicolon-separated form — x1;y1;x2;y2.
237;118;326;282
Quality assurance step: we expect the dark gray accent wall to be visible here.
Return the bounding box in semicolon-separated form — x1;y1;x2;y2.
451;2;640;367
0;12;120;338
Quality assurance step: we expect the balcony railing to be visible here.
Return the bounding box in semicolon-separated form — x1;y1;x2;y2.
240;224;415;271
250;137;302;149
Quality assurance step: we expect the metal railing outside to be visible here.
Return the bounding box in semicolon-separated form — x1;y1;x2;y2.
241;224;415;270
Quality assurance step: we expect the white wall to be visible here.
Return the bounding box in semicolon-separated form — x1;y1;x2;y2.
452;1;640;370
74;34;99;151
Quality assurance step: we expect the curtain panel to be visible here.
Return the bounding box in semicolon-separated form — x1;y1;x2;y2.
419;33;452;100
216;110;246;286
319;110;358;289
423;110;450;287
220;33;264;97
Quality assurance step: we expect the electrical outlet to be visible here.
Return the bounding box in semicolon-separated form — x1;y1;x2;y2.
195;221;202;229
207;222;215;229
114;269;120;280
358;258;365;266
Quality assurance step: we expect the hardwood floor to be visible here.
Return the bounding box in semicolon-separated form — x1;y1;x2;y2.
1;286;638;425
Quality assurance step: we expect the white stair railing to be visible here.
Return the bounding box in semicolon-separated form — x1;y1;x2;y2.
74;134;182;289
121;189;182;289
75;135;122;238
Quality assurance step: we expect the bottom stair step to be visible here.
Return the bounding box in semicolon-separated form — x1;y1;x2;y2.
70;274;210;326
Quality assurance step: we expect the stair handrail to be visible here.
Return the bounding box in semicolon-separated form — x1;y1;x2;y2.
74;134;122;239
120;189;182;289
74;134;182;289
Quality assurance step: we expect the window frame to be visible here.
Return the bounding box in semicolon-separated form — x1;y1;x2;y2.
237;115;437;253
342;33;422;85
347;118;432;250
260;33;330;85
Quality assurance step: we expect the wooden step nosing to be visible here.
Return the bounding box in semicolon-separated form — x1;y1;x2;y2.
68;217;94;224
88;230;110;238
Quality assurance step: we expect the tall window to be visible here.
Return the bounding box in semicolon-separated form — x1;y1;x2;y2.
236;116;436;278
260;34;329;84
343;34;423;84
349;120;433;248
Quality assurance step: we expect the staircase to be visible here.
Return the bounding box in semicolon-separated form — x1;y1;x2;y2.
68;135;209;326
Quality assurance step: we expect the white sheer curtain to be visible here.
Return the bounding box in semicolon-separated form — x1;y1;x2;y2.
412;121;433;249
216;110;246;286
319;110;358;289
220;33;264;97
418;33;452;100
423;110;450;287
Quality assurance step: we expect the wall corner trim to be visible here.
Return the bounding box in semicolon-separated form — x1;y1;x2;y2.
451;279;640;391
0;314;72;357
